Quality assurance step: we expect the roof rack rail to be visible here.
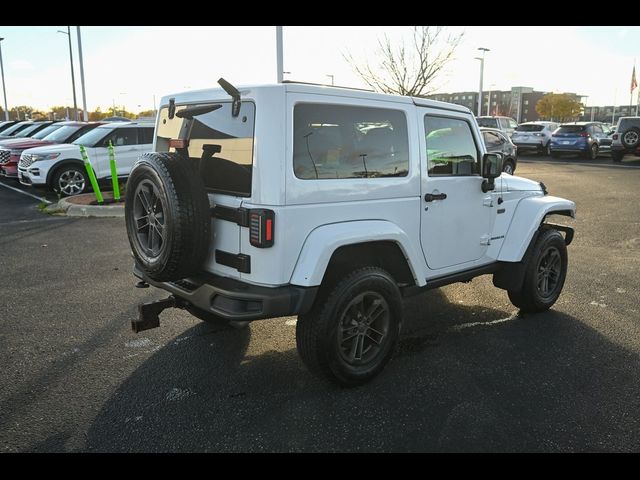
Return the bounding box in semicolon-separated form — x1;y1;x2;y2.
281;80;374;93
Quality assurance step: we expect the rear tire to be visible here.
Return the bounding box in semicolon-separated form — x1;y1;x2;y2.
296;267;402;387
124;152;210;282
507;229;568;313
611;151;624;163
585;143;598;160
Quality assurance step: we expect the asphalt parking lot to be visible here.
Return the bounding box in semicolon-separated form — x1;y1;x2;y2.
1;154;640;452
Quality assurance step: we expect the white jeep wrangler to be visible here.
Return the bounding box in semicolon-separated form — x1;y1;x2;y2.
125;79;575;386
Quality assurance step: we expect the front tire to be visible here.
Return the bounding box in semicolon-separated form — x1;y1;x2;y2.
508;229;568;313
585;143;598;160
296;267;403;387
51;164;88;196
503;159;515;175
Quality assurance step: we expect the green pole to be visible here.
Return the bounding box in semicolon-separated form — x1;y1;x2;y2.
108;140;120;201
79;145;104;204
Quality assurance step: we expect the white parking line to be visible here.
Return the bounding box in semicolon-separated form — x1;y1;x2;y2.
0;181;52;204
447;314;518;332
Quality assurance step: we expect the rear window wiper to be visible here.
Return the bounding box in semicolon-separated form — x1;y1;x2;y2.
176;104;222;119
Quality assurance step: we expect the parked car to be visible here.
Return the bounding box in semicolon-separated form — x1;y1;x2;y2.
476;116;519;137
0;120;18;134
549;122;610;159
0;120;58;143
510;121;559;156
0;121;37;139
124;79;575;386
18;121;154;195
480;127;518;174
0;122;104;178
611;116;640;162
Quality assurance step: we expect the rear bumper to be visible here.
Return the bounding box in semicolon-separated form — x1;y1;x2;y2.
133;264;318;321
513;140;544;148
550;144;588;152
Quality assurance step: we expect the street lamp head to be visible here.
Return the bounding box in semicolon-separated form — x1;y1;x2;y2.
0;38;4;42
478;47;490;53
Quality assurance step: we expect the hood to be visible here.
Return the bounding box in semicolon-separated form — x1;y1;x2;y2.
23;143;84;156
503;174;544;193
0;138;51;150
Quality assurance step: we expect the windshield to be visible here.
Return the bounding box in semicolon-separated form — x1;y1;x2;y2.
2;122;32;136
32;124;63;140
156;101;256;197
476;118;498;128
557;125;585;134
72;126;110;146
516;124;544;132
44;125;84;143
15;123;47;138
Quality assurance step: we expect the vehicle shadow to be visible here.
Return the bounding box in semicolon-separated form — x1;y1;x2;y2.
84;288;640;452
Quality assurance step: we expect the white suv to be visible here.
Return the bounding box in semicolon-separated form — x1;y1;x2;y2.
125;80;575;386
18;122;154;195
511;121;559;156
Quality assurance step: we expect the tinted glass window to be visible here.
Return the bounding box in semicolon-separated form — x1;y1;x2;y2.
104;128;138;147
476;118;498;128
32;124;62;139
293;104;409;180
0;122;31;136
425;116;479;176
516;124;544;132
138;127;153;144
482;131;502;149
157;101;255;197
508;119;518;129
14;123;44;137
73;126;111;146
557;125;585;134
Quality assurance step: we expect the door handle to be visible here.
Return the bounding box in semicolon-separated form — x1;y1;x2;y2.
424;193;447;202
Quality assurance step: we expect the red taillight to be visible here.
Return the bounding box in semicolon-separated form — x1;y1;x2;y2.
579;132;589;137
249;209;275;248
169;138;189;149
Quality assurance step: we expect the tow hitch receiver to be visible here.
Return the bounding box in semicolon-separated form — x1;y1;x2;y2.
132;296;177;333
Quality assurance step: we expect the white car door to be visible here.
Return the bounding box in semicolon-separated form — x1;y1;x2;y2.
419;108;497;271
96;127;143;177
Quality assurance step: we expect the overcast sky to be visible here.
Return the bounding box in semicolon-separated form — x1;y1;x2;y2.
0;25;637;113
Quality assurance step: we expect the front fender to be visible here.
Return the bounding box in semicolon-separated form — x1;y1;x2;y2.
289;220;425;287
498;195;576;262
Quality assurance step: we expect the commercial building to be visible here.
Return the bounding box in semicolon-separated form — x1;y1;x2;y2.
427;87;584;123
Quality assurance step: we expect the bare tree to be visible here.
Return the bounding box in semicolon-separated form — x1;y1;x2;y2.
345;26;464;97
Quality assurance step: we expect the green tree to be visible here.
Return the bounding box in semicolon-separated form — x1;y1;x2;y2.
137;109;156;118
536;93;583;122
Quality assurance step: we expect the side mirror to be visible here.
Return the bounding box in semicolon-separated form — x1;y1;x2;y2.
481;153;503;192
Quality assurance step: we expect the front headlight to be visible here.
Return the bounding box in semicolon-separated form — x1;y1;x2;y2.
29;153;60;163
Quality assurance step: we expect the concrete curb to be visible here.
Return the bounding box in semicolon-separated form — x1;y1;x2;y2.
48;197;125;218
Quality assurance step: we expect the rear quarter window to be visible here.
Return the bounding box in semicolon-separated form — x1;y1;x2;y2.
293;103;409;180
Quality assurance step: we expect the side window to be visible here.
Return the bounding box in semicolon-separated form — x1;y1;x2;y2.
425;115;479;176
482;131;501;149
138;127;154;144
105;128;138;147
293;103;409;180
509;119;518;129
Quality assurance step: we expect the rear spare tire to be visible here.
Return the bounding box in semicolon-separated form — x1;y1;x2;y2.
125;152;210;281
621;127;640;149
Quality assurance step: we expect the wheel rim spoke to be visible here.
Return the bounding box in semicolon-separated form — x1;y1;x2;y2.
338;291;390;366
133;180;165;256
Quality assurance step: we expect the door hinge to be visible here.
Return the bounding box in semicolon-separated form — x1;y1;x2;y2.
480;234;491;246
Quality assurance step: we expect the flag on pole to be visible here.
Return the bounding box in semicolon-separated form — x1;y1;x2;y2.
632;65;638;93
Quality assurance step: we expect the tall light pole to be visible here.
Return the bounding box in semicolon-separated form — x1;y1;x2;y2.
475;47;490;116
276;26;283;83
76;27;88;121
0;38;8;121
326;74;334;86
57;27;78;121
